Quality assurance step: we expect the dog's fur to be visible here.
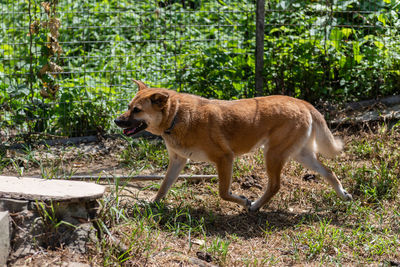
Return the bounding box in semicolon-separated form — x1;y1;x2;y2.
115;80;352;211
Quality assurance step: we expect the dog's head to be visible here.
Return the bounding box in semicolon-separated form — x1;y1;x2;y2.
114;80;170;136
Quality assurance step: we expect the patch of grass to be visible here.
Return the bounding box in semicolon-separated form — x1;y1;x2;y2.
233;157;254;179
350;139;375;159
289;216;399;264
32;201;77;250
152;204;207;238
3;144;40;176
203;236;231;265
119;137;168;171
298;218;345;260
95;178;161;265
351;161;399;203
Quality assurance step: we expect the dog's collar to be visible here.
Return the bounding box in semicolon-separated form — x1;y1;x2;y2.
164;114;177;135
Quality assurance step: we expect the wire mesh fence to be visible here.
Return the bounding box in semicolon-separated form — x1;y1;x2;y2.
1;0;254;141
1;0;399;142
263;0;400;103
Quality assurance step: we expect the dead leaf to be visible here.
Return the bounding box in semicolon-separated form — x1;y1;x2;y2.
41;2;51;14
191;239;205;246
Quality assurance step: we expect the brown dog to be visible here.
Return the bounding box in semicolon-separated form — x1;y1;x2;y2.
115;80;352;212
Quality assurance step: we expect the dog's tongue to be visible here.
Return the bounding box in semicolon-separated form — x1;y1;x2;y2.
123;127;137;136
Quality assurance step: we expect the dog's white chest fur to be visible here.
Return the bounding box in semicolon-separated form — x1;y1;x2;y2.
177;148;210;162
165;141;210;162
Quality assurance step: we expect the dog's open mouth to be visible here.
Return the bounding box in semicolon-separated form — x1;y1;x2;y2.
123;121;148;136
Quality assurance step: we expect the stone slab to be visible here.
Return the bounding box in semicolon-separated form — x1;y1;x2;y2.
0;176;105;202
0;198;28;213
0;211;10;266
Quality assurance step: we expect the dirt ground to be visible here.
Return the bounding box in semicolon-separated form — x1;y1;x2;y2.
2;124;400;266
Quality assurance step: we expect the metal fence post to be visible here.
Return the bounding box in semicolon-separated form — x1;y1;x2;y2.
255;0;265;96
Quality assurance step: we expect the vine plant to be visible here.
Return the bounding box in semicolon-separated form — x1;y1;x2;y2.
29;0;63;100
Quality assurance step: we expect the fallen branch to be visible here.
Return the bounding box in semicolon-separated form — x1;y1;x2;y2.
331;103;400;126
345;95;400;111
44;174;217;181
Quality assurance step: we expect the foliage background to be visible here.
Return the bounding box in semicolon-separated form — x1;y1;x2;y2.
0;0;399;139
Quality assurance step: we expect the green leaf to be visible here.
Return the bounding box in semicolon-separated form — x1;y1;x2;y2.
352;41;364;63
341;28;352;39
330;28;343;50
354;55;364;63
217;0;227;6
0;44;13;56
374;41;384;50
378;14;386;26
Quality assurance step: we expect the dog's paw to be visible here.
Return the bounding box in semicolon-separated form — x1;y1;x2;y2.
239;195;251;206
341;190;353;201
246;201;260;213
239;195;253;211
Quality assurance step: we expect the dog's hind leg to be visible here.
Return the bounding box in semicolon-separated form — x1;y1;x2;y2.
153;152;187;202
249;148;287;212
216;155;252;209
294;148;352;201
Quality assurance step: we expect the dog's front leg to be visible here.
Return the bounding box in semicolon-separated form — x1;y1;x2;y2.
216;155;252;210
153;152;187;202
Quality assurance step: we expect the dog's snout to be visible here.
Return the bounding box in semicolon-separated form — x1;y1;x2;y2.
114;118;127;127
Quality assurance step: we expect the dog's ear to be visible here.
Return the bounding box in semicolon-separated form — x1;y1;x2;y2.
150;92;169;108
132;79;148;91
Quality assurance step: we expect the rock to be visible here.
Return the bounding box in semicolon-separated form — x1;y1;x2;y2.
196;251;213;263
0;198;28;213
0;211;10;266
302;174;316;182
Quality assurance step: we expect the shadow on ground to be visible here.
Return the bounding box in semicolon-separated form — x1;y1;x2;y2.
125;201;349;239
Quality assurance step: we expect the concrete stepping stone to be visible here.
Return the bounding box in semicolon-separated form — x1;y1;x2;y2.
0;176;106;264
0;175;105;202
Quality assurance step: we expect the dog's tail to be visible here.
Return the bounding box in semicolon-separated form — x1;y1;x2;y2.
311;108;343;158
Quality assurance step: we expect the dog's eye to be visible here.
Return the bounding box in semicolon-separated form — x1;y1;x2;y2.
133;107;141;113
